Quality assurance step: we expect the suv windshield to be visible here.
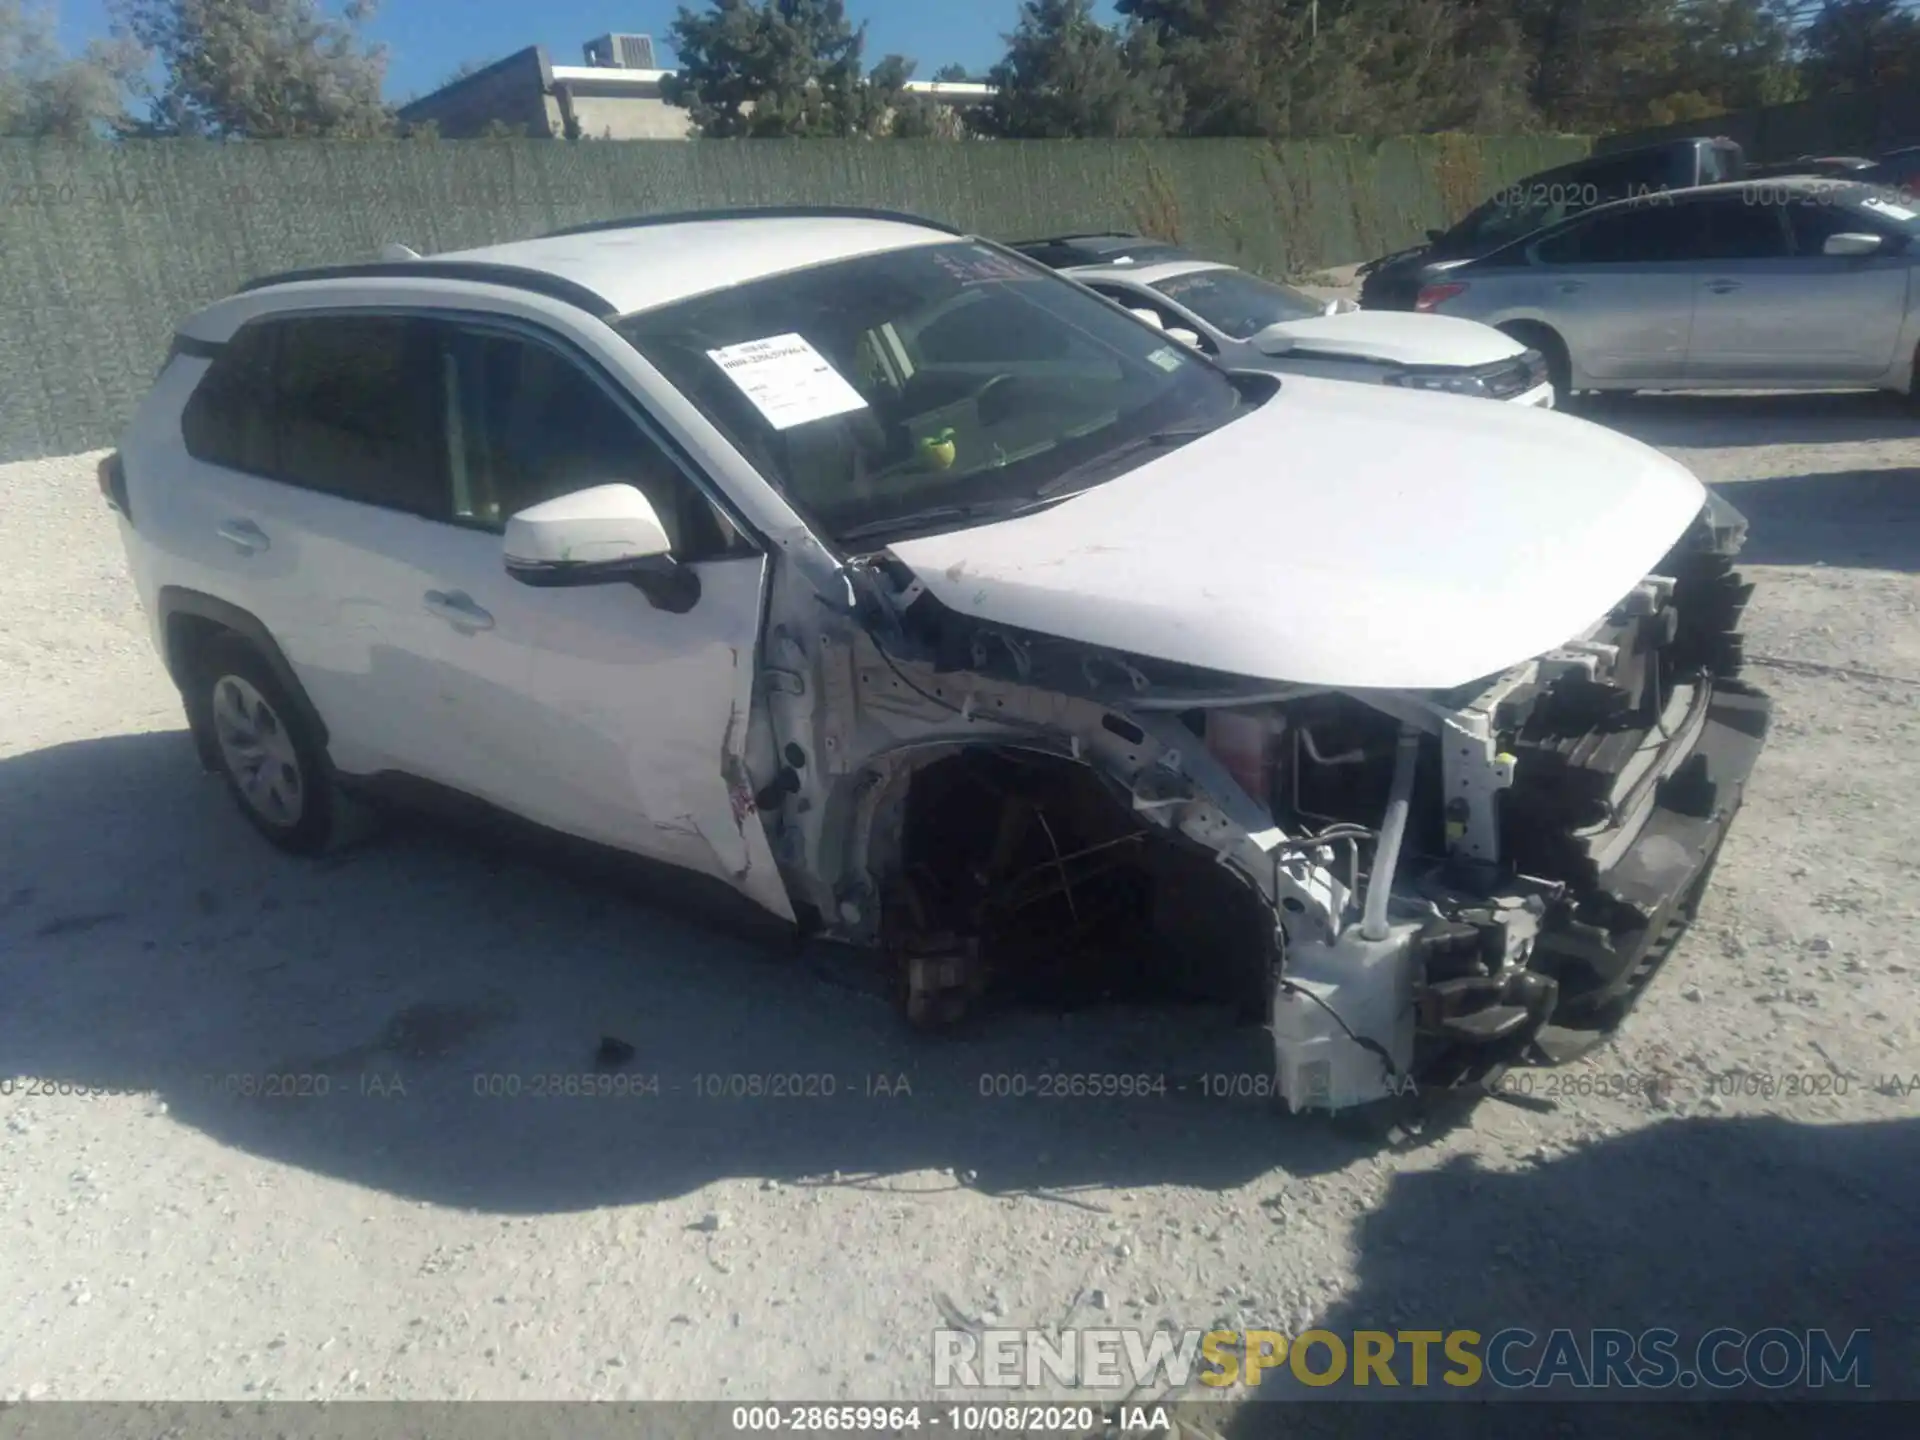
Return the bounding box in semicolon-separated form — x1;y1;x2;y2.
1150;267;1324;337
617;241;1242;547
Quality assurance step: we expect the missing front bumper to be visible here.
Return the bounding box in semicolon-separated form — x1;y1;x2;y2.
1270;677;1772;1113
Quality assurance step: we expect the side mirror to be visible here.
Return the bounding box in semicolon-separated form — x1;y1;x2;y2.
1250;322;1296;357
1126;306;1166;330
1165;326;1204;350
1823;231;1883;257
503;483;700;613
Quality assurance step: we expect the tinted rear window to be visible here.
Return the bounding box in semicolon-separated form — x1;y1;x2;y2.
181;324;279;476
179;314;444;516
273;316;442;512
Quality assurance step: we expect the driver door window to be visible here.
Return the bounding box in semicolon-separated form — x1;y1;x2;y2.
442;326;745;560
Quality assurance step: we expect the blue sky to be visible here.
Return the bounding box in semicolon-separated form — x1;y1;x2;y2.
55;0;1123;103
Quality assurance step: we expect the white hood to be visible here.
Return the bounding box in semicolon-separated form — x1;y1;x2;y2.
886;377;1708;691
1267;310;1525;367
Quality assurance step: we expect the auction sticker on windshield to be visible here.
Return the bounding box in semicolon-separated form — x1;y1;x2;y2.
707;333;870;430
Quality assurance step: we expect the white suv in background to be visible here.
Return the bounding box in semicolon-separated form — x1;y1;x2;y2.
1009;232;1555;406
102;206;1767;1114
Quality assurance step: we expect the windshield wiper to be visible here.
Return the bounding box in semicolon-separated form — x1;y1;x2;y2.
1034;425;1222;498
836;425;1226;545
836;497;1063;545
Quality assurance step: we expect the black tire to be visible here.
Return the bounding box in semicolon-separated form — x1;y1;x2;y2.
1500;322;1573;407
188;635;365;856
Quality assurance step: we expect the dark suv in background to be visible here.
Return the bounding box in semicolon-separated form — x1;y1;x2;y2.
1359;137;1746;310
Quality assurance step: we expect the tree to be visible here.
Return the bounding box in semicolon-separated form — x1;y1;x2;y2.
110;0;394;138
1118;0;1535;138
1;0;143;137
1800;0;1920;92
1327;0;1538;134
663;0;889;137
864;50;934;136
979;0;1182;138
1650;0;1803;114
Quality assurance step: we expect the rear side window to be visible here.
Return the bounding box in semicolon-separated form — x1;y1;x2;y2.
273;316;443;513
179;313;444;517
180;324;279;476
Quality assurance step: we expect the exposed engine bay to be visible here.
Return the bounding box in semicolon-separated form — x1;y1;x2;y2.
751;491;1770;1113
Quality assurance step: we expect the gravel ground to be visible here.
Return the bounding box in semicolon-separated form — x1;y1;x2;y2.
1;389;1917;1411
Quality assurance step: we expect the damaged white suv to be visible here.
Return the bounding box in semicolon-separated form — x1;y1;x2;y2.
105;206;1770;1113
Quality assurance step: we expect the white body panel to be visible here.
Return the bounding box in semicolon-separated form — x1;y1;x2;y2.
887;375;1706;690
1258;310;1526;366
105;215;1760;1130
120;291;794;922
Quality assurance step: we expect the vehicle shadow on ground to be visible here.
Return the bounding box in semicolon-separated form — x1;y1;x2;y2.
0;730;1389;1213
1210;1116;1917;1437
1706;467;1920;572
1584;391;1917;449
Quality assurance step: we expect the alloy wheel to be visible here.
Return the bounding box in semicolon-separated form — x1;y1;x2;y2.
210;673;305;827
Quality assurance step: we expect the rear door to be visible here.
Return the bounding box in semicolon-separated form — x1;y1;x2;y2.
1526;201;1707;383
1686;194;1910;382
174;312;474;782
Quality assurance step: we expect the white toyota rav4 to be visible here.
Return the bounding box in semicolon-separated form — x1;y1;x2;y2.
104;206;1770;1113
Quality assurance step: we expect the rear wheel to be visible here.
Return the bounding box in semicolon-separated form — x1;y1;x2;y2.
190;636;371;856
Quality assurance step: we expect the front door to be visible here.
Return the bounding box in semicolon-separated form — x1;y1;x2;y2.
424;318;793;921
1686;195;1910;383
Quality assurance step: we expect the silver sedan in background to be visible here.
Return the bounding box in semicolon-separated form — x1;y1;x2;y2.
1417;177;1920;404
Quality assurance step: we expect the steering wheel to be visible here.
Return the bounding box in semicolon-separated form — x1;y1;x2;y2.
971;372;1020;427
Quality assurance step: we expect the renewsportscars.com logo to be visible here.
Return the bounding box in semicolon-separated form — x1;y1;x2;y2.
932;1327;1873;1392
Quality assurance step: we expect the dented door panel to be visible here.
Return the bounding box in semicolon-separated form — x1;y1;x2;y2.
514;554;794;922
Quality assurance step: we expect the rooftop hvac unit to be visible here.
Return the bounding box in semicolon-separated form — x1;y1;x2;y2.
584;33;656;69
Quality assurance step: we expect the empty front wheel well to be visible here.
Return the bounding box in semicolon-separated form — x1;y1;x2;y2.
879;746;1278;1017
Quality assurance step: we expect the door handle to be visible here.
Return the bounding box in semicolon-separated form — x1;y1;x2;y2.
1706;279;1741;293
423;590;495;632
216;519;269;554
1555;280;1585;293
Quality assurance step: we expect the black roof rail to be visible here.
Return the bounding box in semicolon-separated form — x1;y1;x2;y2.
237;260;619;319
542;205;965;239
